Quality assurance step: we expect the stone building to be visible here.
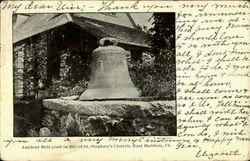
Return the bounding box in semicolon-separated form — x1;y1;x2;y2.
13;13;151;99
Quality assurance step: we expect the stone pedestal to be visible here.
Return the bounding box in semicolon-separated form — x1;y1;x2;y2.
42;98;176;136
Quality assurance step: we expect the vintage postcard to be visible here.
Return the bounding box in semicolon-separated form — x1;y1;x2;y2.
1;0;249;161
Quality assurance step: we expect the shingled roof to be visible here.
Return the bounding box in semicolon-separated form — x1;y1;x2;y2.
13;13;150;48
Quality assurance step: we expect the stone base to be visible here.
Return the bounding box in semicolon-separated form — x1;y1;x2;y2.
14;99;44;137
41;98;176;136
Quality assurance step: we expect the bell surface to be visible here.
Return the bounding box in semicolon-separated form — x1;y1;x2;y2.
79;38;140;100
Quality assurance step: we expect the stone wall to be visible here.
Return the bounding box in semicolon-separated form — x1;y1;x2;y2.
13;44;25;98
13;34;48;99
39;98;176;136
14;99;44;136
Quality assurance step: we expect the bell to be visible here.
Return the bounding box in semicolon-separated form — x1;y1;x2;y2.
79;37;140;100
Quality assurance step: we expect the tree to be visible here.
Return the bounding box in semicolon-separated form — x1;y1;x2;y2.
150;13;175;66
148;13;176;98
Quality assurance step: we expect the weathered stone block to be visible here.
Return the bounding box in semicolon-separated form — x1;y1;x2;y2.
43;98;176;118
16;89;23;95
39;127;51;137
16;58;24;65
41;98;176;136
14;44;25;52
16;68;24;74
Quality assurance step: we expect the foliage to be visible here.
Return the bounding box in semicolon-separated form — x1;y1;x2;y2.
58;47;91;85
18;33;48;99
47;80;88;98
150;13;175;61
129;55;175;98
18;28;91;99
128;13;176;98
22;44;35;98
46;43;91;98
149;13;175;77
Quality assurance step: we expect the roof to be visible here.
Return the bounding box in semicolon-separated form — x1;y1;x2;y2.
13;13;150;48
13;14;72;43
72;15;149;48
73;13;137;28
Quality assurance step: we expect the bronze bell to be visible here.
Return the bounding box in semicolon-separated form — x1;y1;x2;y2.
79;37;140;100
